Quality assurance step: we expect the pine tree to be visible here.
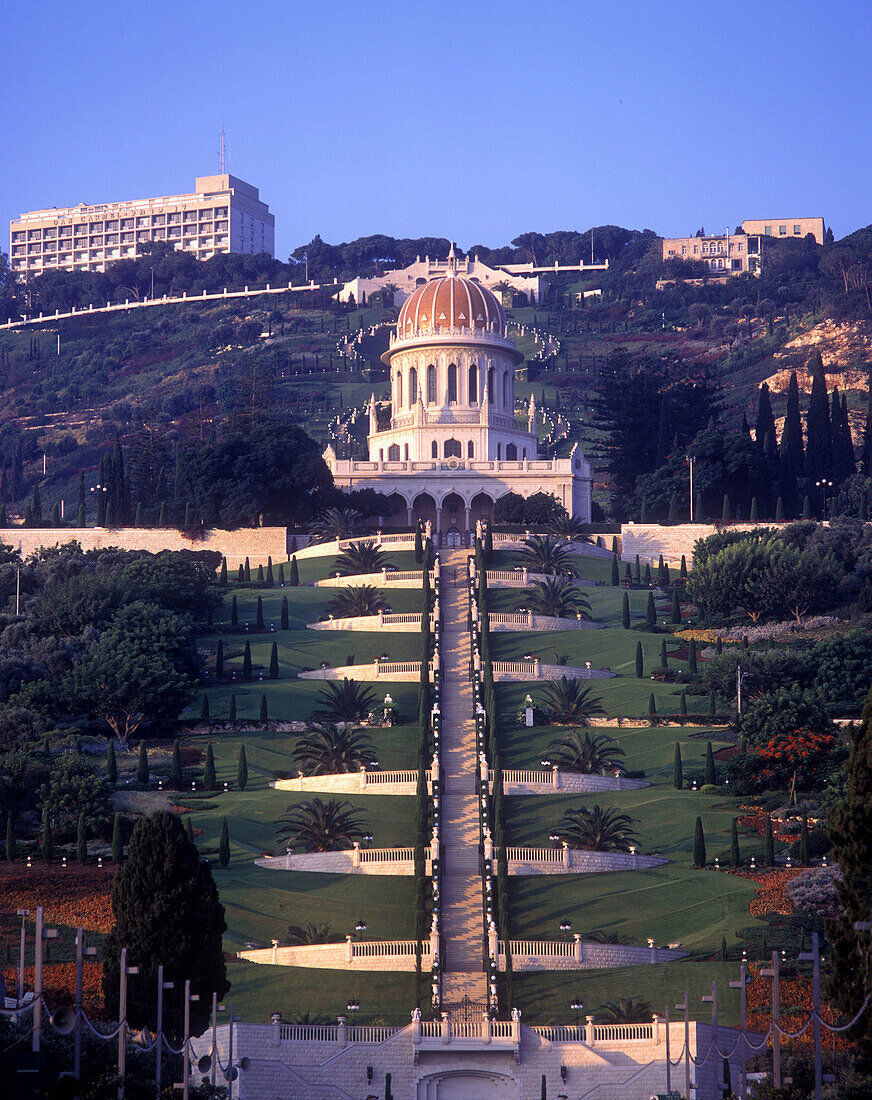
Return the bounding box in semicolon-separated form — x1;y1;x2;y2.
231;595;238;627
200;693;210;720
670;588;681;624
237;745;248;791
764;814;775;866
256;596;264;630
689;637;698;675
229;694;237;722
218;817;230;868
622;592;630;629
260;694;268;720
106;740;118;785
673;743;683;789
281;595;289;630
704;741;716;785
805;349;832;483
269;641;279;679
170;739;182;787
693;817;706;868
5;813;15;862
76;813;87;863
112;813;123;863
730;818;741;868
645;590;656;629
635;642;643;678
137;741;149;787
289;556;299;586
242;641;252;679
611;553;619;586
216;640;224;679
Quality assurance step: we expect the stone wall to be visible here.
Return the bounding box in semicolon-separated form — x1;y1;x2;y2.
0;525;289;567
501;941;687;971
621;521;779;568
238;939;431;971
255;851;427;876
508;849;667;876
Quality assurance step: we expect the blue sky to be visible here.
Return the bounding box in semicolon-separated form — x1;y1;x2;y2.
4;0;869;259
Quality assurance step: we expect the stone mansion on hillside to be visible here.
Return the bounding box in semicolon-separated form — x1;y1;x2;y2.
325;255;592;542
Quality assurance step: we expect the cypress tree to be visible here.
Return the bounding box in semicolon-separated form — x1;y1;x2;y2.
266;557;274;585
671;588;681;624
674;743;683;789
157;501;167;527
219;557;227;584
278;563;285;585
643;562;652;585
648;693;657;723
657;554;666;587
244;557;251;584
237;745;248;790
635;641;643;678
256;596;264;630
242;641;252;679
749;497;758;522
689;637;698;674
112;813;123;863
170;739;182;787
716;635;723;656
281;595;289;629
260;694;268;720
625;562;632;584
229;694;237;722
775;496;785;521
200;693;210;719
841;391;856;479
137;741;149;787
484;523;493;563
721;494;731;522
621;591;630;629
801;494;812;519
257;564;264;585
414;524;423;563
862;369;872;475
204;744;216;790
183;501;193;527
76;813;87;863
5;813;14;862
231;595;238;627
708;690;717;720
693;817;706;868
704;741;716;785
764;814;775;866
611;553;619;586
77;471;86;517
680;554;687;583
237;563;244;583
51;503;61;527
611;535;619;554
660;638;668;667
289;556;299;586
667;493;679;525
755;383;778;462
645;590;656;629
634;555;641;584
216;640;224;679
805;349;832;483
106;740;118;785
731;818;741;868
800;814;810;866
218;817;230;867
269;641;279;679
680;690;688;723
134;501;143;527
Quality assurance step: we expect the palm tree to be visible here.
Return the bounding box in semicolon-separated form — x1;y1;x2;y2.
332;541;389;576
327;586;389;618
595;998;655;1024
293;722;376;775
287;1011;334;1025
586;929;636;946
519;578;591;619
286;921;343;945
311;678;377;723
516;535;580;577
555;804;638;853
545;731;625;774
276;797;368;852
537;678;604;725
309;507;361;544
545;515;593;542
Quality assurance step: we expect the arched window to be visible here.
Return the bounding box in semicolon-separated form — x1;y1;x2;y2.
506;443;517;460
447;363;457;403
468;363;477;403
431;441;438;458
444;438;462;458
497;443;502;459
388;444;400;461
396;372;403;408
488;367;494;404
502;372;509;407
409;367;418;407
404;443;409;460
467;441;474;458
427;365;437;404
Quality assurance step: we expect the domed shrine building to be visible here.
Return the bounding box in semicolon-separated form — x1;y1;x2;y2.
325;255;592;545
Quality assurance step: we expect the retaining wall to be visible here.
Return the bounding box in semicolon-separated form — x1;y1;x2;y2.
621;522;782;568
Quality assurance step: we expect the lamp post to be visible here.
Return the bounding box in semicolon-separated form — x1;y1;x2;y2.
815;479;833;516
355;920;367;939
16;908;28;1006
155;966;174;1099
559;919;572;943
346;997;360;1026
570;997;583;1029
118;946;140;1096
685;455;695;521
181;979;200;1100
73;927;97;1081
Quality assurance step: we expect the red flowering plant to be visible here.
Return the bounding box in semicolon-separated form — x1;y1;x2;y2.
755;728;838;789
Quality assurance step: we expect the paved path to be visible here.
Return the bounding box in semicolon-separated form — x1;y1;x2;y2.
438;550;487;1002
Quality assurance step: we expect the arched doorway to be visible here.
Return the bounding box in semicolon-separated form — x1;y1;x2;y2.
470;491;494;530
412;492;437;534
441;491;466;546
382;493;408;529
416;1069;518;1099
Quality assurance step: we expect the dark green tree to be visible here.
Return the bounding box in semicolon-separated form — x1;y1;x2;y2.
289;556;299;586
611;553;619;586
106;741;117;786
266;557;274;585
112;813;123;863
244;557;251;584
77;813;87;863
216;640;224;680
102;811;229;1040
231;595;238;627
755;383;778;463
137;741;149;787
260;694;268;720
670;588;681;624
219;558;227;584
635;642;643;678
660;638;668;667
170;739;182;787
229;693;237;721
242;641;252;680
673;743;683;789
237;745;248;791
689;637;698;675
693;817;706;868
704;741;716;786
414;525;423;563
805;349;832;485
622;591;630;629
6;813;15;862
269;641;279;679
203;744;216;790
218;817;230;868
648;693;657;723
281;595;289;629
256;596;264;630
764;814;775;866
730;818;741;868
41;809;53;863
680;690;688;723
645;590;656;629
800;813;810;866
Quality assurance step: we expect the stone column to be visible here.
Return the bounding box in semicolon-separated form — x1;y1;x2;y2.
574;934;583;963
271;939;279;964
483;836;493;862
482;1013;492;1043
552;766;560;790
337;1015;347;1046
488;923;499;961
585;1015;595;1046
411;1008;422;1043
345;935;354;963
352;843;361;868
562;842;571;869
406;505;414;525
653;1013;661;1045
441;1012;450;1043
511;1008;521;1044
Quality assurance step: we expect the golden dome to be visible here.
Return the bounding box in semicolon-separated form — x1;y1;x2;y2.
397;274;506;338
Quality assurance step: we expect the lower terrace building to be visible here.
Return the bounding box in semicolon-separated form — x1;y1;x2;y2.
326;253;592;543
9;173;274;279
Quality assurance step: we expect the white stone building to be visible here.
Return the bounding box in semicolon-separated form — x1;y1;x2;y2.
326;258;592;544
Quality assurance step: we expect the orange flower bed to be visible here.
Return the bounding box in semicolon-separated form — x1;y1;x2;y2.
1;962;105;1016
0;864;114;934
730;868;803;917
737;806;796;844
745;963;853;1052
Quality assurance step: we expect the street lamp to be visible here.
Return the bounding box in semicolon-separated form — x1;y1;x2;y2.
570;997;583;1029
346;997;360;1025
355;920;367;938
815;479;833;515
559;919;572;941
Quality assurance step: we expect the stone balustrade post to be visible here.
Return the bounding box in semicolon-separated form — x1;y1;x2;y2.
648;937;656;962
522;569;528;585
574;934;583;963
534;657;541;678
271;939;279;964
359;770;367;790
511;1007;521;1044
652;1013;661;1045
337;1015;347;1046
441;1012;450;1044
430;928;439;960
373;658;381;677
562;842;571;868
352;842;361;867
585;1015;595;1046
378;612;384;626
483;836;494;862
271;1013;282;1045
552;766;560;790
482;1012;492;1043
431;754;439;782
430;834;440;862
411;1008;422;1042
345;935;354;963
488;923;499;960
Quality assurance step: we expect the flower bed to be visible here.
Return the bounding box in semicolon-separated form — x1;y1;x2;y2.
731;868;804;917
2;962;105;1016
0;864;114;933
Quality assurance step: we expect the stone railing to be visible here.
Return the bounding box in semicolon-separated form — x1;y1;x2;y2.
311;612;434;632
237;938;432;971
496;938;688;970
316;570;435;588
255;845;430;876
489;611;601;632
491;660;615;682
412;1011;520;1051
299;660;434;682
271;769;432;795
480;768;648;795
505;846;668;875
